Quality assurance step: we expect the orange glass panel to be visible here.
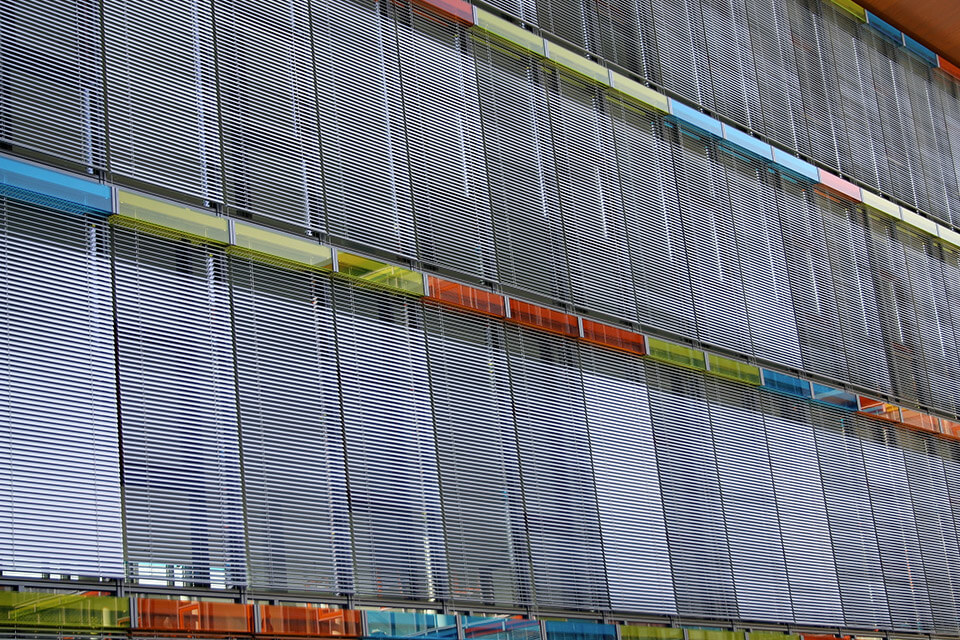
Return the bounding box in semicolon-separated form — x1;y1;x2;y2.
137;600;252;633
260;605;362;637
509;299;579;338
941;418;960;440
137;599;180;630
426;276;506;317
858;397;902;422
580;319;645;356
414;0;473;23
941;56;960;82
900;408;939;433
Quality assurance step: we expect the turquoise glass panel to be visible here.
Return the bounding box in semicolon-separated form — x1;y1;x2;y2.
366;611;458;639
0;155;112;215
903;35;937;65
722;124;773;160
463;617;541;640
812;383;858;410
771;148;818;182
668;99;723;137
762;369;812;398
545;621;616;640
865;11;902;43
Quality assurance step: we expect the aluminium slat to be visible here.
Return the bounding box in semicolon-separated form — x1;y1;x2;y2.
533;0;601;55
113;226;245;587
706;377;793;623
423;306;533;607
0;198;122;579
934;75;960;227
935;438;960;625
936;244;960;415
578;344;675;614
331;281;445;601
648;0;714;110
698;0;762;131
229;257;352;594
594;0;659;81
505;325;609;611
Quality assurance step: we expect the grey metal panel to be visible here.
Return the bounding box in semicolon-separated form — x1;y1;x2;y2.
706;378;793;623
423;305;532;607
0;0;106;167
761;391;844;627
230;258;352;594
646;361;738;620
0;198;122;578
579;344;675;615
505;325;608;611
332;281;446;601
113;227;245;587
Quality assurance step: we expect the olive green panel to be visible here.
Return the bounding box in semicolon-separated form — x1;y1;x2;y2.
0;592;130;630
645;336;706;371
610;72;669;112
620;626;684;640
546;42;609;83
230;221;333;270
115;189;229;244
826;0;866;20
707;353;762;385
337;251;425;296
859;189;900;219
687;631;744;640
474;8;545;55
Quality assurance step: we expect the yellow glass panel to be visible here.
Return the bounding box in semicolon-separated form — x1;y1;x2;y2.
646;337;706;370
939;224;960;249
0;592;129;630
546;43;608;83
860;189;900;219
230;221;332;270
610;72;669;112
707;354;762;385
620;626;683;640
475;8;545;55
827;0;866;20
687;631;743;640
900;207;938;235
337;251;425;296
115;189;229;244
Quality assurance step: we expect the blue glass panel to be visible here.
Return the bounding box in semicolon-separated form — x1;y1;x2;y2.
770;148;818;182
865;11;902;44
903;35;938;66
463;617;541;640
545;621;616;640
668;99;723;137
722;124;773;161
366;612;459;639
0;155;111;215
812;383;858;410
761;369;811;398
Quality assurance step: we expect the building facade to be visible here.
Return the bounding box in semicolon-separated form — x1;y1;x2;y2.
3;0;960;637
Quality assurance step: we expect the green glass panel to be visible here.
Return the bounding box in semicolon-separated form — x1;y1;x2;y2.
230;221;333;270
337;251;425;296
474;8;545;55
115;189;229;244
610;72;669;112
547;43;608;83
0;592;129;630
687;631;743;640
707;353;762;385
646;337;706;370
620;626;683;640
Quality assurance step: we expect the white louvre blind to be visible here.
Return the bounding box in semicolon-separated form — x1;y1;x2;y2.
505;326;608;611
214;0;323;228
423;305;532;607
0;0;106;167
230;258;352;594
579;345;674;614
113;227;245;586
0;198;122;577
103;0;223;203
332;281;445;600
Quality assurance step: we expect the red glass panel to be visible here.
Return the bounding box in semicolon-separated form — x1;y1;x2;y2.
260;605;362;637
509;299;579;338
900;408;939;433
426;276;506;317
817;170;861;201
413;0;473;23
940;56;960;82
580;319;645;355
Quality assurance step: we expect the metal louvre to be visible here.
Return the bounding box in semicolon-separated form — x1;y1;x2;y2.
743;0;808;156
578;344;675;615
229;257;352;594
706;377;793;623
608;101;695;338
534;0;600;54
855;416;934;632
811;403;890;629
214;0;323;228
422;305;532;608
699;0;761;131
505;325;608;611
473;36;570;303
937;244;960;415
935;76;960;227
936;438;960;627
331;281;446;601
720;148;802;367
897;427;960;635
548;70;636;322
314;0;416;258
595;0;659;81
396;9;497;281
102;0;223;202
673;127;751;355
0;198;122;578
817;193;891;393
645;361;738;620
778;184;848;381
113;226;245;587
648;0;714;109
761;391;844;627
0;0;105;167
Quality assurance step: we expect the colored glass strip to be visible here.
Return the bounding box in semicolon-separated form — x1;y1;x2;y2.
0;592;129;630
825;0;865;20
858;397;902;422
645;336;707;370
900;207;939;235
337;251;425;296
581;318;646;355
859;188;900;218
903;35;938;66
865;11;902;43
426;276;506;317
687;632;743;640
230;221;333;270
137;599;253;633
941;418;960;440
259;605;362;637
545;621;617;640
508;299;579;338
474;8;544;54
609;72;669;112
762;369;812;398
939;56;960;81
900;407;939;433
817;169;861;201
707;353;762;385
939;224;960;248
668;99;723;137
414;0;473;24
115;189;229;244
722;124;773;160
771;148;819;181
546;43;608;83
0;154;111;215
812;383;858;410
620;627;684;640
